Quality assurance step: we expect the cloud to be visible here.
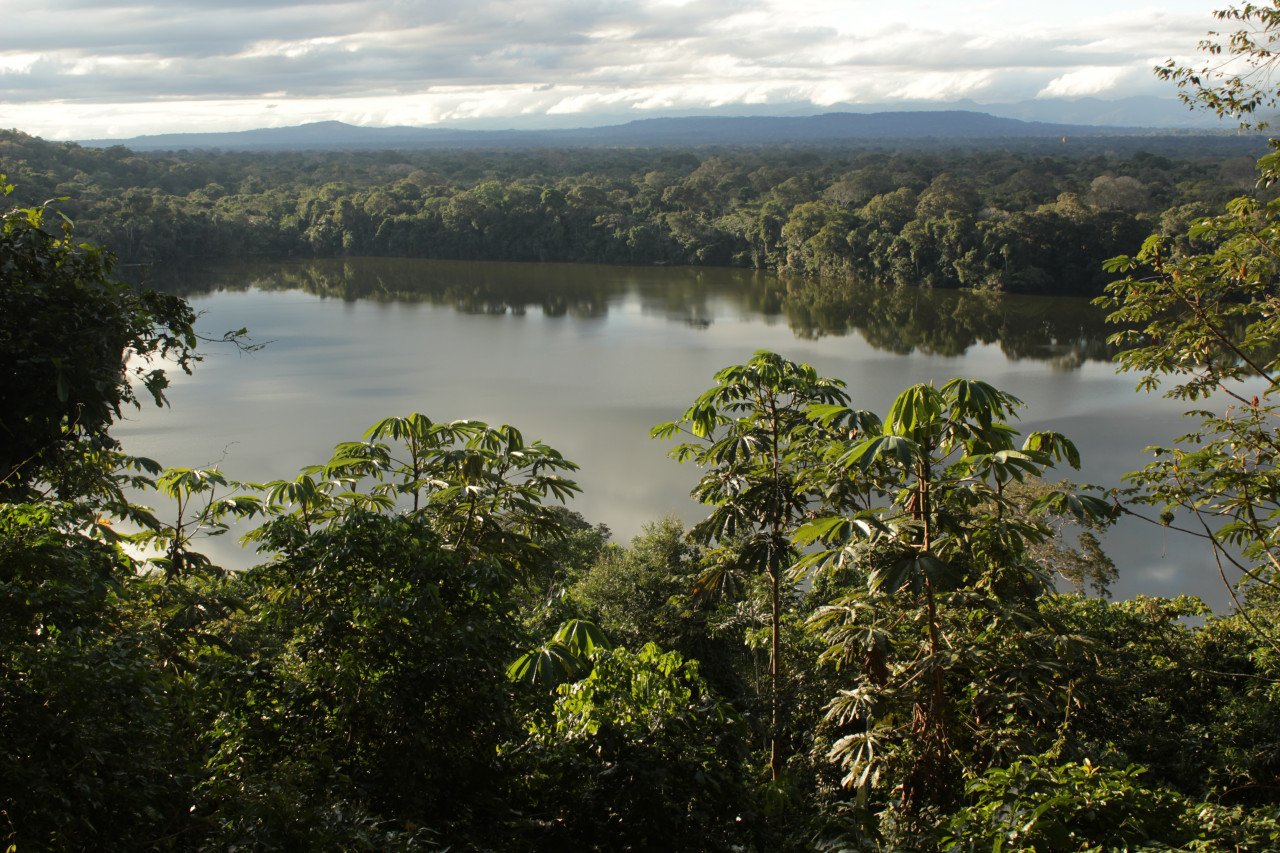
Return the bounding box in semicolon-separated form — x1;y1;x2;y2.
1;0;1225;137
1038;67;1130;98
0;53;41;74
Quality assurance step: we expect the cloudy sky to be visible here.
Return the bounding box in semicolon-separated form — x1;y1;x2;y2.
1;0;1229;139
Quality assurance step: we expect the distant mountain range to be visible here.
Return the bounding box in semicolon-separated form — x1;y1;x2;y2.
79;109;1244;153
804;97;1230;130
419;96;1237;132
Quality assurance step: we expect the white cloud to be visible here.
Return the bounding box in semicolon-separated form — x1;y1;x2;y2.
65;55;173;77
1038;66;1128;98
546;90;636;115
0;0;1230;137
894;71;999;102
236;36;349;61
0;53;42;74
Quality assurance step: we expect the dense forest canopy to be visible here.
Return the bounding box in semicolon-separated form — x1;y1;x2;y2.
0;128;1271;296
8;6;1280;849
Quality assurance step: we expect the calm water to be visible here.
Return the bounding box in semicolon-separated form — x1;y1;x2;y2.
118;257;1228;605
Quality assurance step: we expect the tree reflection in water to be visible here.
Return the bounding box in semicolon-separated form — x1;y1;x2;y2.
149;258;1113;369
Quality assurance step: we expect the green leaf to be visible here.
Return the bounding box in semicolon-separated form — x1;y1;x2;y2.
794;515;848;545
807;402;851;424
553;619;613;657
886;384;943;436
869;553;955;595
842;434;917;470
1023;431;1081;469
506;642;583;685
650;420;680;440
1101;254;1135;273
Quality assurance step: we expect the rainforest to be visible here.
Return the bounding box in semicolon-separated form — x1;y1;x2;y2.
7;8;1280;850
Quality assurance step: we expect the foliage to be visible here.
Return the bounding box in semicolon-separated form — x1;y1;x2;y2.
569;516;795;801
800;378;1113;831
0;184;232;851
513;506;612;626
10;65;1280;846
653;351;853;781
514;643;749;852
1007;480;1118;596
199;510;521;848
507;617;614;686
1099;189;1280;632
938;756;1185;851
1037;592;1280;821
0;181;198;503
0;502;199;850
568;516;764;705
256;413;582;584
174;411;584;846
572;516;702;651
127;465;261;579
3;131;1266;297
942;750;1280;851
1157;1;1280;128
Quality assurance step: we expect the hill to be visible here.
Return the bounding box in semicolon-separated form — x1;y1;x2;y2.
79;110;1170;152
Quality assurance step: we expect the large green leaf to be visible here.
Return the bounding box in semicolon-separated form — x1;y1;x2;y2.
841;434;918;470
506;641;583;686
553;618;613;657
793;515;850;546
868;553;956;595
885;384;943;437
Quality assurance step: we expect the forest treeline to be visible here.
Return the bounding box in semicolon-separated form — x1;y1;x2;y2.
0;127;1268;295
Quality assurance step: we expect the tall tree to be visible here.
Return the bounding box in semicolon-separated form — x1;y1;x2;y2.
799;379;1110;825
652;351;862;781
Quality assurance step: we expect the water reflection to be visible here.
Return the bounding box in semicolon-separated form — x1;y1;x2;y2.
121;257;1220;606
779;277;1113;369
150;258;1113;369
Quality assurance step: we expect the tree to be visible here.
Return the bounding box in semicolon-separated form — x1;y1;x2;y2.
514;643;748;852
0;181;199;504
652;351;860;781
1100;207;1280;629
251;413;581;585
798;379;1111;829
1102;2;1280;642
201;510;520;848
939;757;1187;851
1157;1;1280;128
0;502;202;849
0;184;220;849
571;516;701;651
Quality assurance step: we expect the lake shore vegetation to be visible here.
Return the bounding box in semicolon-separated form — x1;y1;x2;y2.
0;129;1271;297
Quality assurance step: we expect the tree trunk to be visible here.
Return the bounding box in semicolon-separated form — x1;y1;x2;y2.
770;562;782;782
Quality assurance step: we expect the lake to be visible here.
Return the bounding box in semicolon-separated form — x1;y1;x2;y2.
118;257;1229;605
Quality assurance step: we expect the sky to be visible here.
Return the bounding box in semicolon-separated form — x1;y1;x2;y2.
0;0;1232;140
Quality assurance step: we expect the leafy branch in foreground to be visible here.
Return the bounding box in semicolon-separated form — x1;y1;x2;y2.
1157;1;1280;128
1099;185;1280;642
1;182;199;504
